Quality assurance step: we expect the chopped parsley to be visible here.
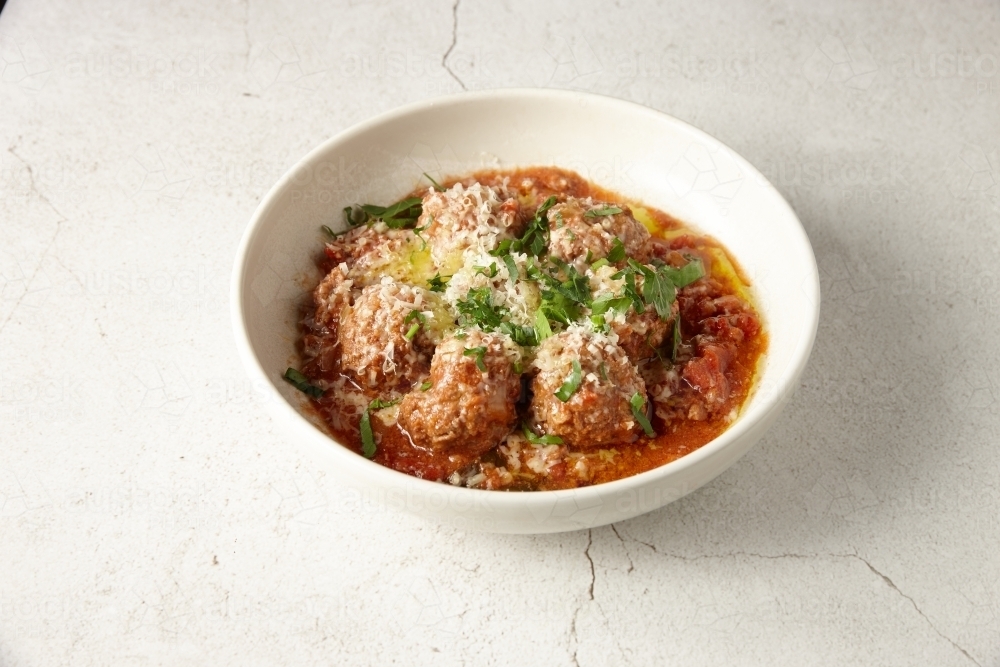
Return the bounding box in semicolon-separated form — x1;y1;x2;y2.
502;254;519;281
359;410;376;458
671;316;682;362
420;381;433;391
456;287;505;330
534;309;553;341
629;392;655;437
360;398;400;459
427;272;450;292
474;262;499;278
403;310;425;341
584;205;623;218
522;423;564;445
662;257;705;288
463;346;488;371
554;359;583;402
282;368;324;398
344;195;424;230
590;257;609;271
491;195;557;258
606;237;626;263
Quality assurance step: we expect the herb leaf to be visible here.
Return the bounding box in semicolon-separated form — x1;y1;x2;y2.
585;205;623;218
522;423;564;445
427;273;450;292
358;196;423;229
282;368;324;398
606;237;626;263
403;310;425;341
502;254;519;281
360;409;376;458
644;269;677;319
463;346;488;371
369;397;400;411
662;257;705;288
671;315;682;362
492;195;557;258
456;287;505;330
629;392;655;437
555;359;583;402
420;381;433;391
424;172;446;192
534;309;553;341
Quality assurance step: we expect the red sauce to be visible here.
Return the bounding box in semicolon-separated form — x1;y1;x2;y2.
297;167;767;491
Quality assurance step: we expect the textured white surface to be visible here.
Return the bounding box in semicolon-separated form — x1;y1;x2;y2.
1;0;998;664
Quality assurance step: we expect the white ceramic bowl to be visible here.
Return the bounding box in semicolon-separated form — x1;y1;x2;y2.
231;89;819;534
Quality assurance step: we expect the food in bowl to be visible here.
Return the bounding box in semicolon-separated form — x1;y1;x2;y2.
284;167;766;491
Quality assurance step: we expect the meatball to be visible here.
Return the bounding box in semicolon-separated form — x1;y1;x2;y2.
547;197;650;271
611;305;674;364
528;330;647;447
338;278;449;390
418;183;524;272
397;330;521;457
323;225;424;287
312;263;354;332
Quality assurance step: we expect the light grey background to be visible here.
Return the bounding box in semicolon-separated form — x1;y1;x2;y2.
2;0;998;665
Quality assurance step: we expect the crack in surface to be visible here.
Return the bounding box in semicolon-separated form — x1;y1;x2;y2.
621;531;981;666
1;146;66;336
242;0;251;67
856;557;982;667
610;524;634;573
441;0;466;90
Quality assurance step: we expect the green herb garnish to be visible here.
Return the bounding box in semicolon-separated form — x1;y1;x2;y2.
630;392;655;437
502;254;519;281
522;423;564;445
420;381;433;391
554;359;583;402
590;257;609;271
424;172;446;192
456;287;505;330
491;195;557;258
403;310;425;341
463;346;488;371
662;257;705;288
584;205;623;218
282;368;324;398
359;397;400;459
671;315;682;362
474;262;499;278
534;309;553;341
427;273;450;292
359;410;376;458
606;237;626;263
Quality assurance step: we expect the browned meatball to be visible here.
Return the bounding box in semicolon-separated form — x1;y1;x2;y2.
338;278;448;390
611;306;674;364
313;264;354;333
528;330;647;447
397;330;521;457
418;183;524;271
547;197;650;271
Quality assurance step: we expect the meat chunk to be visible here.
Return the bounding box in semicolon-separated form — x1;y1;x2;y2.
397;330;521;457
611;304;675;364
418;183;525;272
547;197;650;271
338;278;450;390
323;225;425;288
312;263;354;333
528;330;647;447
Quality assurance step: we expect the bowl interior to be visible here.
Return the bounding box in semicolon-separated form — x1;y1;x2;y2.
233;89;818;515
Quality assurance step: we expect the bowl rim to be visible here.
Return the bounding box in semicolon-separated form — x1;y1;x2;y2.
230;87;820;508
